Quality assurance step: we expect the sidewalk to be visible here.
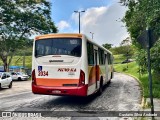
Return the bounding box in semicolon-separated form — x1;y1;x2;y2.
144;98;160;120
145;98;160;111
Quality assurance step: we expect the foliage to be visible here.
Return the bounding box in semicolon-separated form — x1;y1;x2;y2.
0;0;58;71
122;0;160;38
150;40;160;72
110;37;135;58
14;47;33;56
121;0;160;74
102;43;112;49
111;46;125;55
120;37;134;60
113;54;126;64
135;49;148;74
136;39;160;74
110;45;135;56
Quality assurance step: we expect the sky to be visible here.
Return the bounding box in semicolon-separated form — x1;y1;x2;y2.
51;0;129;46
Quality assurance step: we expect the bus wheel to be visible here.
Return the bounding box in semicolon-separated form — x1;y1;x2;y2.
98;80;103;96
108;79;111;84
108;72;113;84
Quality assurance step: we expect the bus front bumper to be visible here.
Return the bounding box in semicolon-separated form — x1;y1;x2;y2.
32;83;88;96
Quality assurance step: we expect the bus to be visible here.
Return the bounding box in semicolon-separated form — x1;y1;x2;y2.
32;33;114;96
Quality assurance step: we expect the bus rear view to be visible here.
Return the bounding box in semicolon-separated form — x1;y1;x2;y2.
32;34;88;96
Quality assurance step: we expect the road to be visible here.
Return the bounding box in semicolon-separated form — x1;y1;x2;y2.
0;73;142;120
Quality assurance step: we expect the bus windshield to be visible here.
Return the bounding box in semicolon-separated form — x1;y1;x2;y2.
35;38;82;58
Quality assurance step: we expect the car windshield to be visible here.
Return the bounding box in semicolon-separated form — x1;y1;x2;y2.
35;38;82;57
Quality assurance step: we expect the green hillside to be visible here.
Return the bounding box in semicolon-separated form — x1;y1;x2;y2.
114;55;160;98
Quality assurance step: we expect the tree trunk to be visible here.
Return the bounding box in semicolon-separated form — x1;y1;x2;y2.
0;51;15;72
1;55;9;72
3;62;9;72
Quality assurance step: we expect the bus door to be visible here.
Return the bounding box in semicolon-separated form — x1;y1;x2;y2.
94;50;98;89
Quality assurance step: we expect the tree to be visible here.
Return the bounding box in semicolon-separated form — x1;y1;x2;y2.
121;0;160;73
121;0;160;43
0;0;58;71
120;37;133;59
102;43;112;49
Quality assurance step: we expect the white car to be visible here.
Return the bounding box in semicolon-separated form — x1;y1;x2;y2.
0;72;12;88
10;72;29;81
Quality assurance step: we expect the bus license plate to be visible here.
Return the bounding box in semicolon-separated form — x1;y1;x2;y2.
52;90;61;94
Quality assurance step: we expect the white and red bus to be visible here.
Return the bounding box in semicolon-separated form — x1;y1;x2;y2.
32;33;114;96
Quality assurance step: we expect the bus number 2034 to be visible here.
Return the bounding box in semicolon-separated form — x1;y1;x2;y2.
38;71;48;76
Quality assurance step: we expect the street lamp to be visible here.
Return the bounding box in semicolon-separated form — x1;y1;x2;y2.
74;10;85;33
90;32;94;39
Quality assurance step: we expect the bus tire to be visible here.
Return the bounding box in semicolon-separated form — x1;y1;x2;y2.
98;79;103;96
108;79;111;84
108;72;113;84
111;72;113;79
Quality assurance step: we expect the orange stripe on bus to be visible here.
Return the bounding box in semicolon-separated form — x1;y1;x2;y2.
88;65;102;86
36;78;79;86
35;34;82;40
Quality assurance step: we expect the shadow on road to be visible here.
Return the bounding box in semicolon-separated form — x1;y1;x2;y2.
13;82;112;112
41;82;111;107
0;88;9;91
12;80;29;82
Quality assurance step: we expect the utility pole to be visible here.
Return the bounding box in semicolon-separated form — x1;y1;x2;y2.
90;32;94;39
146;27;154;118
137;27;157;120
74;10;85;33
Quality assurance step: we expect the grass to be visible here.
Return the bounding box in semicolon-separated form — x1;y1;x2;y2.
114;55;160;98
0;56;32;69
113;54;126;64
11;56;32;68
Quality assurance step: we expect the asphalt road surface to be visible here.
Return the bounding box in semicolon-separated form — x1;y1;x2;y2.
0;73;142;120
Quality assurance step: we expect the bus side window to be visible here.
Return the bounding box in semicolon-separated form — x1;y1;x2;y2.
103;53;105;64
110;55;113;64
87;42;94;65
98;48;105;65
105;54;107;64
98;48;102;65
107;54;111;65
